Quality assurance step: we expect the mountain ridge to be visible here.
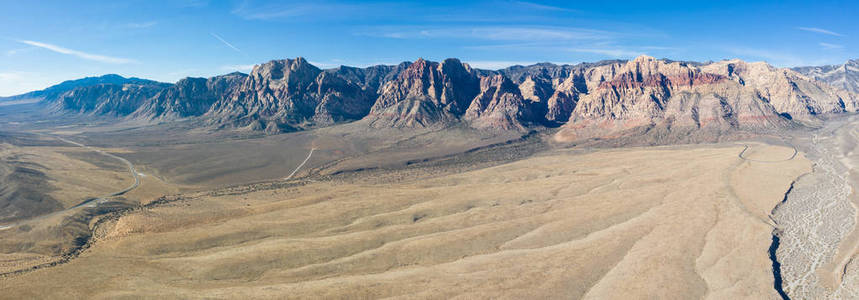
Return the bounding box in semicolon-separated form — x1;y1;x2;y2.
794;59;859;95
10;55;859;141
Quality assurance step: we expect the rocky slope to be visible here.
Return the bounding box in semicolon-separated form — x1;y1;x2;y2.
463;74;540;130
367;58;480;127
794;59;859;94
554;56;855;141
206;57;380;133
13;56;859;138
704;60;855;115
132;72;247;120
50;82;169;116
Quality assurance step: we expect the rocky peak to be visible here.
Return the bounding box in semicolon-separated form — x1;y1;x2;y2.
707;60;852;114
247;57;321;93
586;57;725;94
310;71;376;126
204;58;328;132
368;58;480;127
437;58;480;113
482;74;518;92
518;76;553;103
464;74;538;130
629;54;656;64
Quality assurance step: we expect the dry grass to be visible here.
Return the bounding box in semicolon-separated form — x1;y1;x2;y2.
0;143;809;299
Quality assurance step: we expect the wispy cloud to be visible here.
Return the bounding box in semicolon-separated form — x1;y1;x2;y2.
0;72;24;81
819;42;844;50
725;47;806;67
359;26;612;41
476;27;607;41
5;46;35;56
163;68;202;80
568;48;642;58
127;21;158;29
641;46;680;51
210;33;241;52
466;43;644;58
174;0;208;8
0;71;45;97
220;64;255;72
511;1;577;12
18;40;136;64
796;27;843;37
308;58;350;69
231;1;365;20
233;5;312;20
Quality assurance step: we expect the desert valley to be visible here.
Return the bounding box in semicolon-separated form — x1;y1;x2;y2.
0;52;858;299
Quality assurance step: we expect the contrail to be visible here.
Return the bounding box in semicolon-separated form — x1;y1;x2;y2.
796;27;843;37
210;33;241;52
18;40;136;64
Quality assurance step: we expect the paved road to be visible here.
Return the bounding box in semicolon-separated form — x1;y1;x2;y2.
0;134;142;230
51;135;141;208
738;143;798;163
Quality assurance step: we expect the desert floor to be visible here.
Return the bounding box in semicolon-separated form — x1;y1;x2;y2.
0;141;808;299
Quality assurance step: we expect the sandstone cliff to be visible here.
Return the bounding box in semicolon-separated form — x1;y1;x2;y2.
18;55;858;139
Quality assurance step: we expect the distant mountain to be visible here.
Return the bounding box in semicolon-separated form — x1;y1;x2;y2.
50;83;168;116
794;59;859;94
9;56;858;140
2;74;163;102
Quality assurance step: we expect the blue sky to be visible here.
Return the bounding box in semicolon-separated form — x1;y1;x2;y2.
0;0;856;96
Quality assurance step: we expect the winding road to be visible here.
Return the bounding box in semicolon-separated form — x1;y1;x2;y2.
738;143;799;163
52;135;141;208
0;134;141;231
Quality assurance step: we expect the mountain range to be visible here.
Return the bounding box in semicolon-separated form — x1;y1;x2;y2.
5;55;857;140
793;59;859;94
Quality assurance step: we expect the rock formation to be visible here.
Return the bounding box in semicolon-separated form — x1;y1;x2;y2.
464;74;539;130
704;60;853;115
206;57;380;132
14;55;858;139
50;83;167;116
367;58;481;127
133;72;246;120
794;59;859;94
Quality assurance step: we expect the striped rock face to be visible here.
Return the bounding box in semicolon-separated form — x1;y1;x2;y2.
26;56;858;138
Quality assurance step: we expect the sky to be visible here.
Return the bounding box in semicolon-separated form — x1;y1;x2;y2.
0;0;857;96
